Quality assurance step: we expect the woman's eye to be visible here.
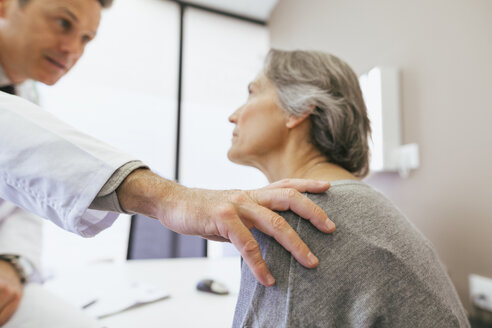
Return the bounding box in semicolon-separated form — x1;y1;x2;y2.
57;18;72;30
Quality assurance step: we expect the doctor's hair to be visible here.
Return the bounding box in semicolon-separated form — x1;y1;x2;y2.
18;0;113;8
264;49;371;178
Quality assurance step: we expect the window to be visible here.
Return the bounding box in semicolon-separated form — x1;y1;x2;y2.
38;1;271;273
39;0;179;274
180;8;269;257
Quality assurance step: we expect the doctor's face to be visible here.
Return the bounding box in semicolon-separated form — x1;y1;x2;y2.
228;74;289;168
0;0;101;85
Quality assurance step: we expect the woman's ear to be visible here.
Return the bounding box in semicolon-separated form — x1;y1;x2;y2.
286;112;310;129
286;106;314;129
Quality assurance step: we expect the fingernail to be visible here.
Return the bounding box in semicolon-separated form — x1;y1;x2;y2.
266;273;275;285
326;219;336;232
307;252;318;266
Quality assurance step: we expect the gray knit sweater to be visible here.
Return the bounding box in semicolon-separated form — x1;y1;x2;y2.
233;180;469;328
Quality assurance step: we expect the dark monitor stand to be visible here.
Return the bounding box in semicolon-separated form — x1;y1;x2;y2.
127;214;207;260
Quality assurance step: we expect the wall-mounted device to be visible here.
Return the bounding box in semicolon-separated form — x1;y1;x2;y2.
359;67;419;178
469;274;492;324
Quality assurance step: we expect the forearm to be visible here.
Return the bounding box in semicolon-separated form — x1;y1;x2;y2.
116;169;234;235
89;161;148;213
116;169;226;237
116;168;183;220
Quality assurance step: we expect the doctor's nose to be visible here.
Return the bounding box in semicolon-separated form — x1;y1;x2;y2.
60;35;85;60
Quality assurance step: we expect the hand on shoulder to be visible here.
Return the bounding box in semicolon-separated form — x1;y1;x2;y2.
117;170;336;286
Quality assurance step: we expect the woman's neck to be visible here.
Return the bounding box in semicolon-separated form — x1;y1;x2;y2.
255;138;358;183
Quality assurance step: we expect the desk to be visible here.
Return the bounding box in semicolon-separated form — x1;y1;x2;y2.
46;257;241;328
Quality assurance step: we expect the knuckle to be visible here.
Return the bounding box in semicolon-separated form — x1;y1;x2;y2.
280;228;304;254
242;245;266;272
216;204;237;220
242;239;260;255
315;206;326;219
230;190;251;204
290;235;304;252
286;188;298;199
309;204;322;218
252;257;266;271
275;178;289;187
271;214;286;231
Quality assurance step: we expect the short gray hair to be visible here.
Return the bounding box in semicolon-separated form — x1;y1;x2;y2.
264;49;371;177
19;0;113;8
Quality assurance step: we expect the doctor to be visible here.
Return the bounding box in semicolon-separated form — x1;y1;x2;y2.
0;0;129;326
0;0;335;326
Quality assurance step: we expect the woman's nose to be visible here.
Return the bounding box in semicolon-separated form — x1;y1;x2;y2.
229;108;240;123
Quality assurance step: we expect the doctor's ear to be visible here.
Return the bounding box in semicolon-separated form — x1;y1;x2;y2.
286;107;314;129
0;0;12;18
0;1;5;17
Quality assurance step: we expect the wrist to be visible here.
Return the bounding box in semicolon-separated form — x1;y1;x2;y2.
0;255;27;284
116;169;184;220
0;260;20;282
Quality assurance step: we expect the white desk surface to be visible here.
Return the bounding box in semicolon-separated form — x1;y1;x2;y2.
46;257;242;328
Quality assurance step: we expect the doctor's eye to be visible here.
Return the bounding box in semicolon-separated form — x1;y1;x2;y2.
56;18;72;31
81;34;93;44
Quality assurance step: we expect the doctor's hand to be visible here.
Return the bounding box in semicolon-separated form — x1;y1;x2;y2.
0;261;22;326
117;169;336;287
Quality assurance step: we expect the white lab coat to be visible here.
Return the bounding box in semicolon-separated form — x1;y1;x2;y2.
0;91;137;237
0;81;43;279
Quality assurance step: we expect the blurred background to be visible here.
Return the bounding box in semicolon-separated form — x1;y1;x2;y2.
36;0;492;319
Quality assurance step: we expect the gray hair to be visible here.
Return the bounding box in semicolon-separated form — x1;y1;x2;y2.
19;0;113;8
264;49;371;177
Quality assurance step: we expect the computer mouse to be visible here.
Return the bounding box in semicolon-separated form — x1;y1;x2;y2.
196;279;229;295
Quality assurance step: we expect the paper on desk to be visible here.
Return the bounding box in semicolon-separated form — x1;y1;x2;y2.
84;281;170;318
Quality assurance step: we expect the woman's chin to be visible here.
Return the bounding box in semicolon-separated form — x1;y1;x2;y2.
227;149;246;166
227;149;239;163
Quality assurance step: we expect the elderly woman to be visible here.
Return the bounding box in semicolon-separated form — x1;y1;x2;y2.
228;49;469;327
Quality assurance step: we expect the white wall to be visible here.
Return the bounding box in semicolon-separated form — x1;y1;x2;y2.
269;0;492;312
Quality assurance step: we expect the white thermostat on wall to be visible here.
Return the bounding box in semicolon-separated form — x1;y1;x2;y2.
359;67;419;178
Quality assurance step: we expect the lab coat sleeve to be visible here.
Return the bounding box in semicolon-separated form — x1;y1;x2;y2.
0;92;138;237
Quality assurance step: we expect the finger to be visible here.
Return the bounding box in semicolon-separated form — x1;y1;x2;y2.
0;292;19;326
202;235;230;242
0;288;13;312
262;179;330;193
238;203;319;269
221;215;276;286
248;188;336;233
